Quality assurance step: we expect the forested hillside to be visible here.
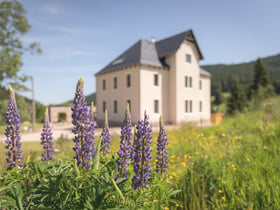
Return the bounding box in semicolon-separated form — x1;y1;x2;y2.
202;54;280;95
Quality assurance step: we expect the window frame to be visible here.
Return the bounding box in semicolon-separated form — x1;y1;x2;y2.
126;74;131;88
154;74;159;86
114;100;118;114
154;100;159;114
186;54;191;63
113;77;117;89
102;79;106;90
102;101;106;113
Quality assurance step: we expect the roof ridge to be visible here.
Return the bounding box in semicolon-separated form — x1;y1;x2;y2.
156;29;191;44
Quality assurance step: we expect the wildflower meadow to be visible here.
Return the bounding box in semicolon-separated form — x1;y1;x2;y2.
1;77;280;209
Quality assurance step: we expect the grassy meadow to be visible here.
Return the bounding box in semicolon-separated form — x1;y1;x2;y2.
1;97;280;209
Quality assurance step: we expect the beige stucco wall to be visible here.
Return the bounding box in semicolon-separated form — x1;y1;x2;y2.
139;66;169;124
96;67;140;125
174;40;206;123
198;75;211;122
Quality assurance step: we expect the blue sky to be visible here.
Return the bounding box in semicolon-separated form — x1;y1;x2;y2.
17;0;280;105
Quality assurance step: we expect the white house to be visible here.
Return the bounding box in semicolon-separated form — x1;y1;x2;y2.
95;29;211;126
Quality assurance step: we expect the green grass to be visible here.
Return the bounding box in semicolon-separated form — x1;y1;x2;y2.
1;97;280;209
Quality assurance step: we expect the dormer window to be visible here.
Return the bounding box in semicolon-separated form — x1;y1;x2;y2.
186;54;191;63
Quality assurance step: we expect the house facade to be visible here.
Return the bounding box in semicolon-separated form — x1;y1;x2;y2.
95;30;211;126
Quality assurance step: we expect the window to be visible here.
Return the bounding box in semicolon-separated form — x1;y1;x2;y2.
126;74;131;87
154;100;159;113
114;100;118;114
185;76;192;88
102;101;106;113
199;101;202;112
199;80;202;90
127;100;131;112
113;77;117;89
186;54;191;63
154;74;159;86
185;100;193;113
102;79;106;90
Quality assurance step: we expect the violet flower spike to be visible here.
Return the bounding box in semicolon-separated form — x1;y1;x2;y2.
156;116;169;173
132;111;153;189
72;77;94;169
116;103;133;180
100;110;111;155
5;86;24;169
41;108;55;161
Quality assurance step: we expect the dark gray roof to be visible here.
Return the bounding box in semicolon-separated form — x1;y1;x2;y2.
200;68;211;77
96;29;203;76
96;39;163;76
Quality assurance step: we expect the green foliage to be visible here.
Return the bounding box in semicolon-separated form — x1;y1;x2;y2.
0;0;41;88
213;85;223;106
203;54;280;96
248;58;275;100
2;97;280;209
227;78;247;114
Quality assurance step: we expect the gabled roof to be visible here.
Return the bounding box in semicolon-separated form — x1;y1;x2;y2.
95;29;203;76
156;29;203;59
95;39;163;76
200;68;211;77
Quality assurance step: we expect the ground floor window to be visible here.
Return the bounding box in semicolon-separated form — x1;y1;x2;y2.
185;100;193;113
154;100;159;113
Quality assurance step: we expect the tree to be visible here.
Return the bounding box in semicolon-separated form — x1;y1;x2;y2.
249;58;274;99
227;78;247;114
0;0;41;89
213;83;224;106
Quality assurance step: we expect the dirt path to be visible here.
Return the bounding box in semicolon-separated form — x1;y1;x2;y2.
0;123;121;143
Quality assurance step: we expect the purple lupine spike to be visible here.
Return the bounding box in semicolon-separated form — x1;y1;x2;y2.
156;116;169;173
41;108;55;161
132;111;153;189
100;110;111;155
72;77;94;169
5;86;24;169
116;103;133;180
89;102;96;156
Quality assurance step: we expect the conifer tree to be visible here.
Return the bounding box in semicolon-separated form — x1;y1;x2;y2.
249;58;274;99
227;78;247;114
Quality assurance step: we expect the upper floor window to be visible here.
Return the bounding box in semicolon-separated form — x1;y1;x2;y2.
185;76;192;88
154;74;159;86
126;74;131;87
186;54;191;63
199;101;202;112
113;77;117;89
114;100;118;114
154;100;159;114
199;80;202;90
102;79;106;90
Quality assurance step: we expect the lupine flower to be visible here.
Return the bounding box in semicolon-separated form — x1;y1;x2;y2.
72;77;94;169
156;116;169;173
5;86;23;169
132;111;153;189
116;103;133;180
88;101;96;156
41;108;55;161
100;110;111;155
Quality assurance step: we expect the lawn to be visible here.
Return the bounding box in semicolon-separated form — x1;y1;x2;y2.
1;97;280;209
